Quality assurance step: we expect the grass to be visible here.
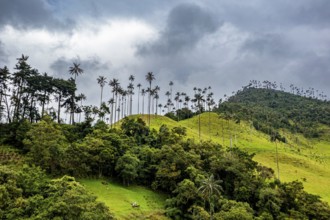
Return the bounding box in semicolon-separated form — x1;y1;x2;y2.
80;179;169;220
131;112;330;203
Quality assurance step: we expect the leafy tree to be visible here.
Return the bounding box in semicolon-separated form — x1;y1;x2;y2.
115;152;140;186
23;116;68;175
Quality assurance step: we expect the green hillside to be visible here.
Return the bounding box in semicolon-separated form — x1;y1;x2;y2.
135;87;330;203
80;179;168;220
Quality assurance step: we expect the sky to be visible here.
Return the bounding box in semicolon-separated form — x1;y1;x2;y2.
0;0;329;113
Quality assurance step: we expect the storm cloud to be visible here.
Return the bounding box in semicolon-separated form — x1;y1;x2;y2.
0;0;329;109
0;0;74;30
137;3;221;56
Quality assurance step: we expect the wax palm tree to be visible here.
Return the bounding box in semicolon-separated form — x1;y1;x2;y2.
192;91;204;141
109;78;119;126
68;62;83;124
198;174;222;219
127;82;134;116
69;62;83;82
169;81;174;100
145;72;155;126
97;76;107;108
141;88;146;114
137;83;141;114
128;75;135;115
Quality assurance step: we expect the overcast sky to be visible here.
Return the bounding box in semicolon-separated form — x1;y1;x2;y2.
1;0;329;113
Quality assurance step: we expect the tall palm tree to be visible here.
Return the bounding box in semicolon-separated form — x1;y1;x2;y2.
69;62;83;82
127;82;134;116
169;81;174;100
68;62;83;124
97;76;107;108
141;89;146;115
128;75;135;115
145;72;155;126
109;78;120;126
198;174;222;220
137;83;141;114
192;91;204;141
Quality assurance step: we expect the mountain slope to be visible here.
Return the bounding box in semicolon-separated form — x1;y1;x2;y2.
134;111;330;203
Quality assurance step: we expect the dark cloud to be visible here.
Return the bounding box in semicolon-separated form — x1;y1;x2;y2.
0;41;8;64
216;0;330;31
240;34;294;59
293;54;330;89
0;0;74;30
137;3;222;56
50;56;111;78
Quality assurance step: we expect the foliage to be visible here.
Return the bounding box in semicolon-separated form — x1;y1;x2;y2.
215;87;330;139
0;165;114;219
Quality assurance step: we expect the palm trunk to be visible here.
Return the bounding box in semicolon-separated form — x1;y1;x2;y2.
137;88;140;114
57;94;61;123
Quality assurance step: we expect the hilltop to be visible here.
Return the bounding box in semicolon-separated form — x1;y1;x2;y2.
215;87;330;139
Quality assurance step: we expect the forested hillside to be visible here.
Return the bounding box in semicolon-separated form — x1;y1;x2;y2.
1;115;330;219
216;86;330;140
1;56;330;219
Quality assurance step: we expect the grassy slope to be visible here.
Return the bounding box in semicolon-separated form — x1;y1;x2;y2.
80;179;169;220
138;113;330;203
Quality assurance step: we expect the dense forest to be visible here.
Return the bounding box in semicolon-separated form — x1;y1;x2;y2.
1;56;330;219
215;85;330;140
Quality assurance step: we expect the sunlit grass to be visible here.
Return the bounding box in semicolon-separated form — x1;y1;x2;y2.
80;179;169;220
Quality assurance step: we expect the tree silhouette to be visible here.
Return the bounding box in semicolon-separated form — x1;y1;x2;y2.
137;83;141;114
109;78;119;126
145;72;155;126
97;76;107;108
128;75;135;115
68;62;83;124
192;91;204;141
69;62;83;82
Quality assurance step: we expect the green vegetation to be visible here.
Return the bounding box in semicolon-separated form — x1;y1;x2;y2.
1;55;330;219
0;165;114;219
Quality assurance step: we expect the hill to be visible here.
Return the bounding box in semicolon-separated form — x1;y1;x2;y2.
134;88;330;202
215;87;330;139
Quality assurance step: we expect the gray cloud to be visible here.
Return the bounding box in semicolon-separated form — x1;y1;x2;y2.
240;33;294;59
137;3;222;56
50;56;111;78
0;0;74;30
1;0;330;106
0;41;8;64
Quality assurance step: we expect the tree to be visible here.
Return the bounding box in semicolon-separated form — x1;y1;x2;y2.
69;62;83;82
0;66;11;122
141;88;146;114
192;92;205;141
115;152;140;186
23;116;68;174
52;78;76;123
145;72;155;126
109;78;119;126
128;75;135;115
198;174;223;219
68;62;83;124
97;76;107;108
137;83;142;114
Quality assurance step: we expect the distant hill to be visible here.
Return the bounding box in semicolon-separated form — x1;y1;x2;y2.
215;87;330;139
